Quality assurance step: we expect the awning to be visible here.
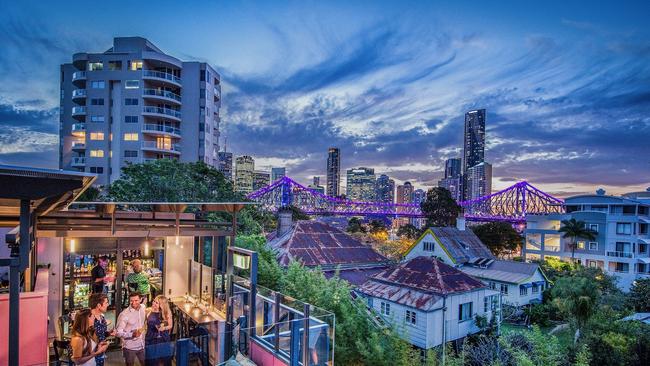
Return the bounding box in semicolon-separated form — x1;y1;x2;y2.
638;238;650;244
638;257;650;264
533;281;546;286
520;283;533;288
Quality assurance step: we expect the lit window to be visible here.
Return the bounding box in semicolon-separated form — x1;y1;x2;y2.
130;60;143;71
88;62;103;71
577;241;586;249
90;81;105;89
124;133;139;141
89;150;104;157
89;132;104;140
125;80;140;89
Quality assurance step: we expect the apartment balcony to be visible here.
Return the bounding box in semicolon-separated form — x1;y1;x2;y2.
143;88;181;105
213;87;221;100
71;157;86;167
141;141;181;155
607;251;634;259
71;106;87;117
72;71;87;85
142;124;181;138
71;89;87;102
71;123;86;137
142;70;182;87
71;141;86;151
142;106;181;122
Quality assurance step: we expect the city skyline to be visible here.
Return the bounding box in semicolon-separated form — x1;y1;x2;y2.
1;1;649;197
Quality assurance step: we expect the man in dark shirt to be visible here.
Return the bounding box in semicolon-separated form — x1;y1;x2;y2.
91;256;109;293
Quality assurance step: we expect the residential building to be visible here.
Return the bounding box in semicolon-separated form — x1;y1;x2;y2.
524;189;650;290
438;158;463;201
217;151;233;181
396;182;414;204
466;162;492;200
59;37;221;186
253;170;270;191
346;167;376;201
326;147;341;197
271;167;286;182
358;256;500;349
462;109;486;199
375;174;395;203
234;155;254;194
405;221;547;306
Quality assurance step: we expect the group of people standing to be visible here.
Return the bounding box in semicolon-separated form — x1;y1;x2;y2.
70;257;172;366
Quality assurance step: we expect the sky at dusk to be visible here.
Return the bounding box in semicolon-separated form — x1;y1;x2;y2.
0;0;649;197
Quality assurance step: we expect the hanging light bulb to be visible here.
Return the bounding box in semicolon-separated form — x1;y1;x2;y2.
70;239;76;253
144;239;150;256
175;236;180;246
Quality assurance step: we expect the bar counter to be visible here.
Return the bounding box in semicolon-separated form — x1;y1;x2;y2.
170;296;225;324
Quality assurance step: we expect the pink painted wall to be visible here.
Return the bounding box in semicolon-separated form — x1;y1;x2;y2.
0;268;50;365
250;340;289;366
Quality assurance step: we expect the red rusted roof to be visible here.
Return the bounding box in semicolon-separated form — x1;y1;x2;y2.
358;256;486;310
323;266;390;287
268;221;388;268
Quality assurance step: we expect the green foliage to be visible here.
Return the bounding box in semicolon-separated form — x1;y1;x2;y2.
558;218;597;261
346;217;366;233
420;187;460;227
286;205;311;221
574;343;591;366
525;303;555;327
396;224;420;239
472;222;523;257
234;235;283;289
368;219;387;234
76;186;102;202
551;276;600;332
627;278;650;312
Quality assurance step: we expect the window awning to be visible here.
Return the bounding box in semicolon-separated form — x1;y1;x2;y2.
638;257;650;264
533;281;546;286
520;283;533;288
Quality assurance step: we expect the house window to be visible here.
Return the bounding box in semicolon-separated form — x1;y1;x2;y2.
88;62;103;71
615;242;631;253
90;116;105;123
459;302;473;321
123;133;139;141
90;81;105;89
129;60;143;71
532;284;539;294
423;241;435;252
520;286;528;296
489;281;496;290
89;149;104;157
588;224;598;232
89;167;104;174
108;61;122;70
125;80;140;89
577;241;586;249
616;223;632;235
483;297;488;312
405;310;416;325
615;262;629;273
380;302;390;316
124;115;138;123
200;89;206;98
588;242;598;251
124;150;138;158
640;244;648;253
91;98;104;106
125;98;138;105
89;132;104;140
500;284;509;295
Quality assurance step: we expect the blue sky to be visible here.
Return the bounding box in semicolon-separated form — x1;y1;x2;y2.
0;0;649;196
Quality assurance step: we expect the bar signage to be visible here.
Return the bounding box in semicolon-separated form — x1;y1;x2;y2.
233;253;250;269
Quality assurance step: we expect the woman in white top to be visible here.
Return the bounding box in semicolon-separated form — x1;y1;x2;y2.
70;309;109;366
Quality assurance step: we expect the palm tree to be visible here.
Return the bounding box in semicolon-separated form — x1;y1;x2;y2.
559;218;597;262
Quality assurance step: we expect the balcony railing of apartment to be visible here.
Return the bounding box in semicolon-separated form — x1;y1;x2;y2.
142;124;181;136
545;246;561;252
72;89;87;98
143;70;182;84
71;157;86;166
143;106;182;119
143;88;182;102
72;71;87;81
71;106;87;115
71;123;86;132
71;142;86;149
607;251;634;258
142;141;182;153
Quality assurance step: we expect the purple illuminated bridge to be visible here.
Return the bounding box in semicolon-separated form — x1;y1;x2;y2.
247;176;564;223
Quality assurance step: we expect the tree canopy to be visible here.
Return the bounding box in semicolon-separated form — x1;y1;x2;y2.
396;223;420;240
420;187;461;227
558;219;597;261
472;222;522;257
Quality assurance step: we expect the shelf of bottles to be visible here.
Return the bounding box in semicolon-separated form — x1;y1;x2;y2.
64;253;117;312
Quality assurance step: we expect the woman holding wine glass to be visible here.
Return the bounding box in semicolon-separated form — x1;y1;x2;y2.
145;295;173;366
70;309;109;366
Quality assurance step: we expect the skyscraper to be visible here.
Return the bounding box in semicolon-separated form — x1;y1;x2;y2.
466;162;493;200
253;170;271;191
375;174;395;203
313;176;320;186
326;147;341;197
234;155;254;194
462;109;486;200
271;167;286;182
411;188;427;228
59;37;221;185
396;182;414;204
438;157;463;201
217;151;233;181
346;167;376;201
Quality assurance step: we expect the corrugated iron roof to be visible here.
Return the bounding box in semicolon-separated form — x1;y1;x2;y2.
323;266;390;287
358;256;486;310
268;221;388;267
460;260;543;284
430;227;495;263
